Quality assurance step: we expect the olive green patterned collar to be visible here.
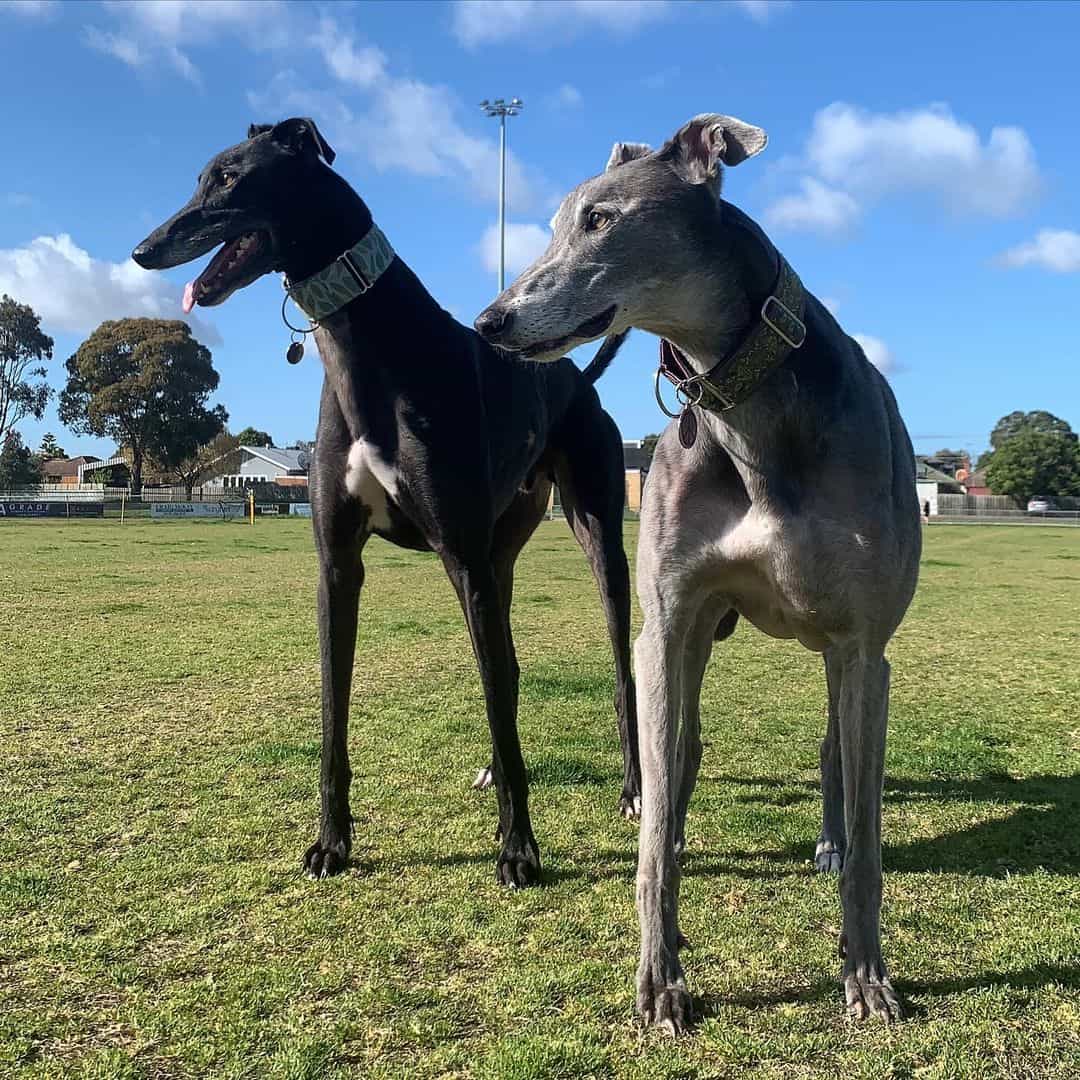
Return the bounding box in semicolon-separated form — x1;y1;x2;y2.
658;254;806;414
283;224;395;322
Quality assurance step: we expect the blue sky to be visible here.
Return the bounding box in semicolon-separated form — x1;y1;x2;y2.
2;0;1078;461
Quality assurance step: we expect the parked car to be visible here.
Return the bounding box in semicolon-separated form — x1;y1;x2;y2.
1027;497;1052;515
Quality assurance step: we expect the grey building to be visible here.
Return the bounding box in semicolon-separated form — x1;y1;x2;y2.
212;446;310;488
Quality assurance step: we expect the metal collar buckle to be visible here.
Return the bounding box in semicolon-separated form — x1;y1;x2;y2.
760;294;806;350
338;250;371;294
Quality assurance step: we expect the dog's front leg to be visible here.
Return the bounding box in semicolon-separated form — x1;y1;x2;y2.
836;646;903;1021
304;538;365;879
448;557;539;887
634;606;692;1034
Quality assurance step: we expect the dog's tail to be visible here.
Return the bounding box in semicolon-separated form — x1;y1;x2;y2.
581;330;630;384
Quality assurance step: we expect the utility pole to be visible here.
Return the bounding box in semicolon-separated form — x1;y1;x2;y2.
480;97;524;292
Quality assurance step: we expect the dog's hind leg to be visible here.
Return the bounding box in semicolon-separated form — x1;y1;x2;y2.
673;603;733;857
836;646;902;1021
472;480;553;795
446;553;540;887
816;647;846;873
553;412;640;819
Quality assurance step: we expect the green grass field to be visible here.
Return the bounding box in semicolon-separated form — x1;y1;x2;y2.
1;519;1077;1079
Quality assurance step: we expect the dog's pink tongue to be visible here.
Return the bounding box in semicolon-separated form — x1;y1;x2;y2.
182;281;195;314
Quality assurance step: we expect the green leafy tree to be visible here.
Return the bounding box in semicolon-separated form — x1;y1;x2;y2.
978;410;1076;470
0;294;53;444
237;426;274;447
36;432;66;461
984;430;1080;505
167;431;242;500
0;430;42;488
990;410;1073;449
641;433;661;467
59;319;227;494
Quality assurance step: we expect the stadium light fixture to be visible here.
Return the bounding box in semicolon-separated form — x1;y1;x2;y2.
480;97;524;292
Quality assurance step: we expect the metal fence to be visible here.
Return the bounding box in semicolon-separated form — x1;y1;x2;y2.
0;482;311;520
934;493;1080;526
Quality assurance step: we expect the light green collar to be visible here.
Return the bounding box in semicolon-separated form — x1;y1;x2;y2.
283;224;395;322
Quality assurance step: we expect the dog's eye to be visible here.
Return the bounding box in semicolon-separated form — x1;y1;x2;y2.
220;171;237;187
586;210;611;232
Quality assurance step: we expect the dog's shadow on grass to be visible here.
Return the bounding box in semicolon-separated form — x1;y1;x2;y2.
717;772;1080;876
409;847;793;884
699;961;1080;1018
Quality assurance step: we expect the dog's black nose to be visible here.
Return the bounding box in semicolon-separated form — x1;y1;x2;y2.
131;242;154;268
474;306;512;341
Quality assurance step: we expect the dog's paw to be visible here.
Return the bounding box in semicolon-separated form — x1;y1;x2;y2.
637;954;692;1035
303;836;350;879
496;834;541;888
472;765;494;790
619;791;642;821
844;962;904;1023
637;982;692;1036
814;836;844;874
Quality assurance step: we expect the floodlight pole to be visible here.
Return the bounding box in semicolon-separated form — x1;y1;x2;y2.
480;97;523;293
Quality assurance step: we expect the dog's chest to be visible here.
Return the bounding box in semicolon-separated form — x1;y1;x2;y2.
345;439;397;531
713;509;834;649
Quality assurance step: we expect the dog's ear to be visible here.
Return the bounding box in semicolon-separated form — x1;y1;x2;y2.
605;142;652;171
247;123;273;139
659;114;767;187
269;118;337;165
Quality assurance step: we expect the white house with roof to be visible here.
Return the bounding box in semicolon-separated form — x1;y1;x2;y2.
211;446;310;488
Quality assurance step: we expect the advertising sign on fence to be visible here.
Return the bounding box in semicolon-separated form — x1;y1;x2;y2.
289;503;313;518
150;502;245;519
0;501;104;518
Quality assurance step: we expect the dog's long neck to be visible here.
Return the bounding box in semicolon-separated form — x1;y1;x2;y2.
291;171;463;443
659;201;831;505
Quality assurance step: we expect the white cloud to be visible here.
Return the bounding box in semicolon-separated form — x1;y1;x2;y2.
763;177;859;234
735;1;791;22
86;0;289;83
852;333;894;375
251;18;549;211
997;229;1080;273
766;102;1042;234
479;222;550;275
0;234;220;345
101;0;283;41
310;15;386;88
452;0;672;47
2;0;58;16
451;0;786;46
553;83;583;109
83;26;147;70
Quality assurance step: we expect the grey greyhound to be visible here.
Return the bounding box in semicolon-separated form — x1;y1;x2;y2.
475;114;921;1029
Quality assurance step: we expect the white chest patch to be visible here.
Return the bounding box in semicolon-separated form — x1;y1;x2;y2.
345;439;397;531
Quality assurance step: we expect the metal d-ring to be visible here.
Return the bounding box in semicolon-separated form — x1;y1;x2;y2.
281;290;318;335
654;368;682;418
655;369;705;419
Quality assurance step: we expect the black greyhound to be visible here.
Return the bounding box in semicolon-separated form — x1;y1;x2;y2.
132;118;640;887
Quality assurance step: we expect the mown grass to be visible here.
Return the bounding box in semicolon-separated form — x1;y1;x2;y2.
0;519;1077;1079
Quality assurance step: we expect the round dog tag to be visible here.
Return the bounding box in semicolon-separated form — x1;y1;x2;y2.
678;406;698;450
287;340;304;365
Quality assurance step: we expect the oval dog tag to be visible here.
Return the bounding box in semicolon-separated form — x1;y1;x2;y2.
678;406;698;450
287;341;304;365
